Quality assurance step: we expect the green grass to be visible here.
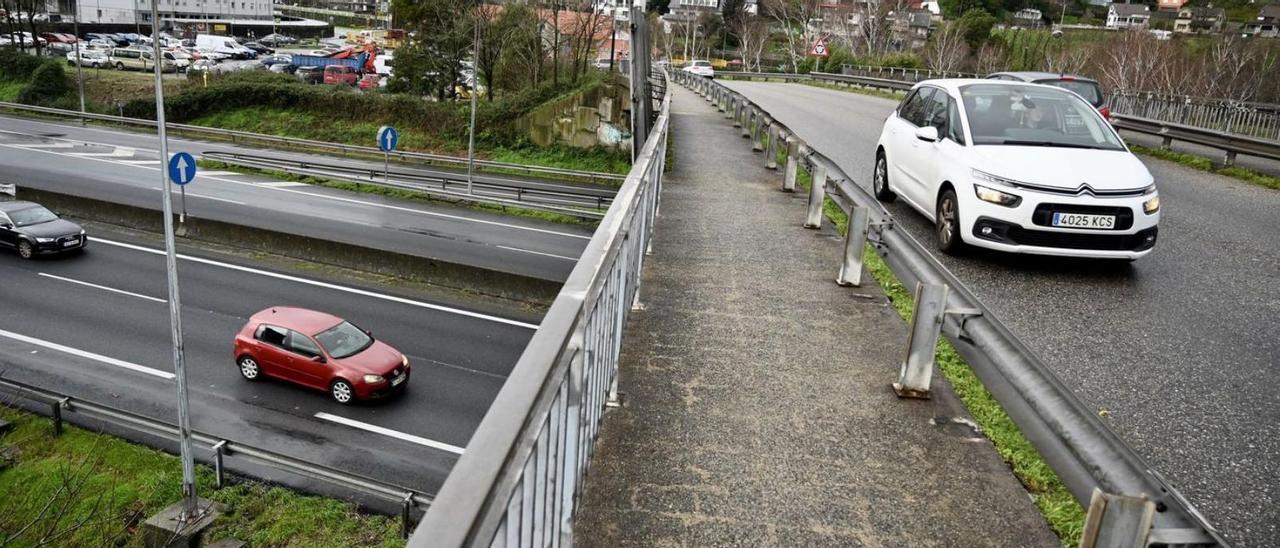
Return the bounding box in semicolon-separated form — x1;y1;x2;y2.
487;144;630;176
198;160;600;227
0;80;23;102
0;407;404;547
783;143;1085;545
1130;144;1280;191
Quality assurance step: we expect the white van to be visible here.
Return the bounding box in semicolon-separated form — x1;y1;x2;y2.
195;34;250;59
109;47;176;72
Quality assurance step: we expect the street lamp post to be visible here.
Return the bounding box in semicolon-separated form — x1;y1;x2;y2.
465;3;480;196
149;0;200;524
73;0;86;119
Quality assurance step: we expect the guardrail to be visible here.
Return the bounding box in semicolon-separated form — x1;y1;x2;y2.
203;151;611;220
0;376;433;538
407;70;670;547
675;71;1226;547
719;71;1280;165
1110;92;1280;144
0;101;626;185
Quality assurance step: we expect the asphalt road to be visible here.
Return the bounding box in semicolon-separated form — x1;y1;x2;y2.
722;80;1280;546
0;230;535;499
0;114;599;281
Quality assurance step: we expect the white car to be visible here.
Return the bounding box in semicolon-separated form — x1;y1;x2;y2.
874;80;1160;260
682;60;714;78
66;48;109;68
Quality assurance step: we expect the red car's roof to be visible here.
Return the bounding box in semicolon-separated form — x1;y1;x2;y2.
250;306;344;336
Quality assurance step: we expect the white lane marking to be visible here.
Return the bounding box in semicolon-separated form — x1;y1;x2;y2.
0;141;592;241
93;238;541;330
496;245;578;261
15;142;74;149
38;272;167;304
314;412;465;455
258;181;310;188
68;151;133;157
185;193;245;205
0;327;175;380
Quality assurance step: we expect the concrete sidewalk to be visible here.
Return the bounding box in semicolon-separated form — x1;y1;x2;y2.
573;87;1058;546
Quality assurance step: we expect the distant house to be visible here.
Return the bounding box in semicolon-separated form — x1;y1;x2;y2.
1106;3;1151;28
1150;9;1178;28
1156;0;1186;12
891;10;933;50
1013;8;1043;26
1174;5;1225;33
1244;3;1280;37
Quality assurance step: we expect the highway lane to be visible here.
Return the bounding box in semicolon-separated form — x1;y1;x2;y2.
0;234;535;496
0;124;592;281
719;81;1280;546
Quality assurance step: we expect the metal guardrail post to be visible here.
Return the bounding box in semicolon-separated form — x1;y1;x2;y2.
804;161;828;229
783;139;800;192
752;116;766;151
213;440;228;488
894;282;947;399
52;397;69;435
836;206;870;287
765;125;780;169
1079;489;1156;548
733;100;743;127
1223;150;1237;167
401;492;415;539
742;108;754;138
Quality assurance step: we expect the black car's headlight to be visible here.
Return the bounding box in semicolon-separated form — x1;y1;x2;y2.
973;184;1022;207
36;237;55;243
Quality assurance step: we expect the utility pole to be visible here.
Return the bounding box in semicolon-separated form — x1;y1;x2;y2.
466;2;481;196
149;0;200;524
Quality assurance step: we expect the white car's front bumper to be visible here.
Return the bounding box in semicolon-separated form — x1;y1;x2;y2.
958;186;1160;260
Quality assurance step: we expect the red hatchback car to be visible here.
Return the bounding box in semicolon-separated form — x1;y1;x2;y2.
234;307;410;404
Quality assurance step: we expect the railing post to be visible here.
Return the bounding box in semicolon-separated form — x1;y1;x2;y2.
733;100;743;127
752;116;766;151
783;138;800;192
1079;489;1156;548
804;161;827;229
400;492;415;539
836;206;870;287
765;124;780;169
212;440;228;488
51;397;68;435
1223;150;1237;167
894;282;946;399
741;108;754;138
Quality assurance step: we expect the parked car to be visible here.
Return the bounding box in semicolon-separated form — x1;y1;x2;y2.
873;80;1160;260
987;72;1110;120
110;46;176;72
295;65;324;84
86;38;115;50
259;53;292;68
682;59;715;78
243;42;274;55
233;307;410;404
67;48;109;68
358;73;380;91
323;64;358;86
44;42;74;56
269;62;297;74
40;32;69;44
0;201;87;259
258;33;297;47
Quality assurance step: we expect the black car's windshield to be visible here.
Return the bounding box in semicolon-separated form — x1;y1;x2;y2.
9;206;58;227
314;321;373;359
959;84;1124;151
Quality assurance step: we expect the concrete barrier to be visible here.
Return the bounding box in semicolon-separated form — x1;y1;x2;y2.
14;187;560;306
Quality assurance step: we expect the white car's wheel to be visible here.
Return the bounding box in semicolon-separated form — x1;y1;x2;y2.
873;151;897;202
936;188;967;255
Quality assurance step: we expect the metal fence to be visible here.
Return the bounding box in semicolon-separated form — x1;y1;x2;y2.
0;377;433;537
406;70;670;547
839;64;1280;143
675;71;1225;547
0;101;626;185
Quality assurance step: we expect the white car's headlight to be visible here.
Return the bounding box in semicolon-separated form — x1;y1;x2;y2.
362;374;385;384
971;169;1023;188
1143;195;1160;215
973;184;1022;207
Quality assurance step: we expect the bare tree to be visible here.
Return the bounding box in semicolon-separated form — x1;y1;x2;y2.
857;0;900;59
764;0;821;72
1043;42;1091;75
925;21;967;73
736;16;770;72
974;44;1008;75
563;2;606;80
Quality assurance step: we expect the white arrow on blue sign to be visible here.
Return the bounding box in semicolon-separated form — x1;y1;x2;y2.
377;126;399;153
168;152;197;186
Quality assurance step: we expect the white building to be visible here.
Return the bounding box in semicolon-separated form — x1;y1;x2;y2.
57;0;272;25
1106;3;1151;29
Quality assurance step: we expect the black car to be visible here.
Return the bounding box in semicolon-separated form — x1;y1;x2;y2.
243;42;274;55
295;65;324;84
0;201;87;259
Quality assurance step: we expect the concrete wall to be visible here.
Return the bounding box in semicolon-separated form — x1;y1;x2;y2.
516;75;632;151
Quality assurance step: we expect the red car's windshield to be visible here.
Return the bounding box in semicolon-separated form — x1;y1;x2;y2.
314;321;373;359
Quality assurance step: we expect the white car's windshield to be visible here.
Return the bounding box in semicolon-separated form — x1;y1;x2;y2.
960;84;1124;151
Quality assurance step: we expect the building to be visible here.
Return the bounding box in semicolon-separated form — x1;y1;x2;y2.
1106;3;1150;28
1244;3;1280;37
1174;5;1225;33
1013;7;1042;26
1156;0;1186;12
891;9;931;49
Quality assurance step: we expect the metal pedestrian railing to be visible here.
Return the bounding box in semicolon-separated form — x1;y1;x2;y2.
0;101;626;185
674;71;1226;547
841;63;981;82
0;377;433;538
406;71;671;547
1109;91;1280;143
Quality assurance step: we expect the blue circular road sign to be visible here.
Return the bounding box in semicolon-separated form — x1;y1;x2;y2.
168;152;197;186
377;126;399;153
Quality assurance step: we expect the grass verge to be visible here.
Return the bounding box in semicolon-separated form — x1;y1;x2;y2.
1130;144;1280;191
0;407;404;547
789;161;1085;545
197;160;600;228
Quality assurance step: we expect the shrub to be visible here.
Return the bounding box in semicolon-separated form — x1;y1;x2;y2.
0;48;44;83
17;61;71;106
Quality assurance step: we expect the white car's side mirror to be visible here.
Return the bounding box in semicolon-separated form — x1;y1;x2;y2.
914;126;940;142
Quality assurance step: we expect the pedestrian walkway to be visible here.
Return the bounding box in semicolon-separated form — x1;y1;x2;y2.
573;86;1058;546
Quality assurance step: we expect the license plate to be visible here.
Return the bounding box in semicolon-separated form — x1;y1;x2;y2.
391;374;405;387
62;239;78;247
1052;212;1115;229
